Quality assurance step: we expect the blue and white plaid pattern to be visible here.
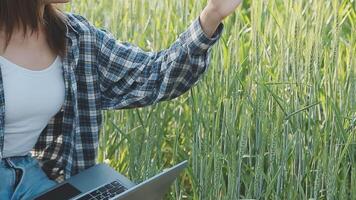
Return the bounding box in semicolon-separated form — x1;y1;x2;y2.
0;12;223;182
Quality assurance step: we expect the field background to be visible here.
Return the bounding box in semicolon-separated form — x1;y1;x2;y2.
66;0;355;199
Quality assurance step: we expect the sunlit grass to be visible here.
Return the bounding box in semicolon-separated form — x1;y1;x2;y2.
66;0;355;199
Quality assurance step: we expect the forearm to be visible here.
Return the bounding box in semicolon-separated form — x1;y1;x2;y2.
199;0;242;38
199;5;224;38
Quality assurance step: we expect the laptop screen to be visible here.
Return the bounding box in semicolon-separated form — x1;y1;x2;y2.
34;183;82;200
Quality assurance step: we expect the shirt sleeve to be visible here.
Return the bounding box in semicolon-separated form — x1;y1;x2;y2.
95;17;224;110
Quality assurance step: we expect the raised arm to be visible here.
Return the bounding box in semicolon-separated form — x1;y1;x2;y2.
94;1;242;110
95;19;222;110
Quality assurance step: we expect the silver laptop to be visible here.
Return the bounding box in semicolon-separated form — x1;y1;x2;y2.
32;160;188;200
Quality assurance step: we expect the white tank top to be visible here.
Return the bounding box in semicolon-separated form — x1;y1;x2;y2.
0;55;65;158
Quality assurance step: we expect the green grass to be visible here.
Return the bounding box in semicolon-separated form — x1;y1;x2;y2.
66;0;355;199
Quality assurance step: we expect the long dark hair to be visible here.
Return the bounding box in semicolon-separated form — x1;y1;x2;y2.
0;0;67;57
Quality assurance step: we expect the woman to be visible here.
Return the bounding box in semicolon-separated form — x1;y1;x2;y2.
0;0;242;199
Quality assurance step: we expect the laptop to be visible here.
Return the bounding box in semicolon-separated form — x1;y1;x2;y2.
32;160;188;200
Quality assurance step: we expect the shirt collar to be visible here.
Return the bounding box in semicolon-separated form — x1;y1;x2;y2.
63;12;79;39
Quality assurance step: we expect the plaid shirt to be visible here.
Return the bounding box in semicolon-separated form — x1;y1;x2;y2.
0;12;223;182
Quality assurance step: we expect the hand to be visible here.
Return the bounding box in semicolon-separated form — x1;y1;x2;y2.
200;0;243;37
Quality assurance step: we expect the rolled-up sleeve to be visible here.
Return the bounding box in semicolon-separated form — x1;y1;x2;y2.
95;18;224;110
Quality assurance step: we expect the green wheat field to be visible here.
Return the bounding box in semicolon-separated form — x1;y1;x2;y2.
66;0;355;199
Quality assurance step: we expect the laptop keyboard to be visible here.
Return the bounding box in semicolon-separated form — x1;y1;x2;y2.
77;180;127;200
